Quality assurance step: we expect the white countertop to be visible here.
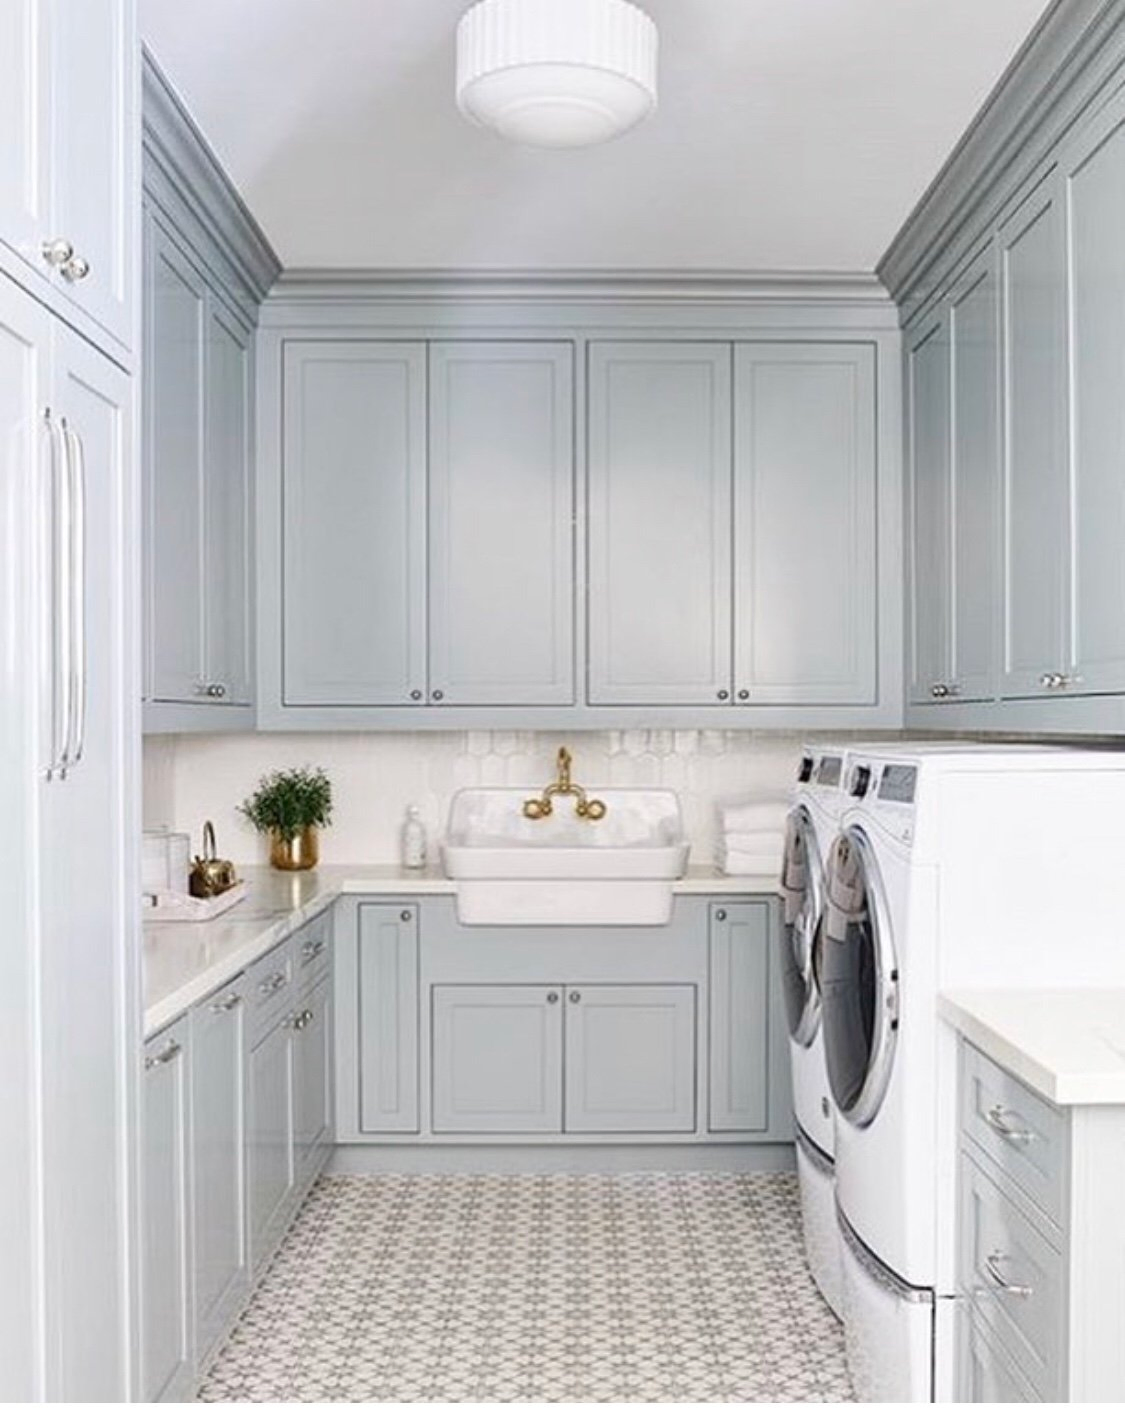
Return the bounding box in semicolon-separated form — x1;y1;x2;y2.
940;988;1125;1107
144;863;779;1038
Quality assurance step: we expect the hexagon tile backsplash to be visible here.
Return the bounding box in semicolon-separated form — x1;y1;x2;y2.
143;730;831;867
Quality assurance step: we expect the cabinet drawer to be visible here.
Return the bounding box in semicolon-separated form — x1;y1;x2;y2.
958;1150;1063;1399
294;910;331;988
247;940;294;1037
960;1042;1067;1225
957;1302;1040;1403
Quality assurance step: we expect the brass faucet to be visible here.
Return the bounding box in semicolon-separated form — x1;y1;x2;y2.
523;747;607;821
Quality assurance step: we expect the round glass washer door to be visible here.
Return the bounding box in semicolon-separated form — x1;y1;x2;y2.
779;805;824;1047
820;825;900;1127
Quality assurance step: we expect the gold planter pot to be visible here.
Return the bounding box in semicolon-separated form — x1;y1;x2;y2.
269;826;319;871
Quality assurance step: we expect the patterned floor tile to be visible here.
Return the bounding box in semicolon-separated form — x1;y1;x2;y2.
198;1172;853;1404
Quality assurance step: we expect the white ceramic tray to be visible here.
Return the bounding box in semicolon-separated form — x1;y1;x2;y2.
143;880;247;923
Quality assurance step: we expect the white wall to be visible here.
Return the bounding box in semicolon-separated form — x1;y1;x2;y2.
142;729;860;867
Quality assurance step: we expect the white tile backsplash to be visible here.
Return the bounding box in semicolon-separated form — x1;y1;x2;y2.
142;730;827;867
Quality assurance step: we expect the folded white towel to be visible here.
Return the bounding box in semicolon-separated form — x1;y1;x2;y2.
722;827;785;848
717;838;784;870
717;797;788;833
719;846;784;877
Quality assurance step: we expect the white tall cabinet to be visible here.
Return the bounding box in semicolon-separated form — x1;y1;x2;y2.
0;0;140;1400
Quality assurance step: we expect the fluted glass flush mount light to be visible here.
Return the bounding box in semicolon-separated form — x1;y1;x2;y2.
456;0;658;148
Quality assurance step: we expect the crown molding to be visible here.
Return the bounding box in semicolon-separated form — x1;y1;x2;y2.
267;268;893;310
142;50;282;306
878;0;1125;310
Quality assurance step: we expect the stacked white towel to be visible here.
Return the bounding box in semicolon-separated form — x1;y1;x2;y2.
715;794;787;876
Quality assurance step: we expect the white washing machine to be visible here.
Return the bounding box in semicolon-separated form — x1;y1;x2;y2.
820;745;1125;1402
779;743;846;1318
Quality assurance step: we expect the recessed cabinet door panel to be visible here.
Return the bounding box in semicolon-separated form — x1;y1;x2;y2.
203;302;252;705
1000;177;1070;698
294;978;333;1169
147;220;206;704
282;342;426;705
432;985;563;1134
949;251;1000;703
709;904;770;1133
907;316;951;705
49;0;133;347
734;343;876;704
247;1019;294;1271
588;342;733;705
0;0;48;276
190;980;248;1367
564;985;696;1134
429;342;574;705
1065;98;1125;695
359;905;419;1133
141;1021;193;1406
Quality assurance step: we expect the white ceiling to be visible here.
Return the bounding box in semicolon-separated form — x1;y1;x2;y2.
142;0;1050;274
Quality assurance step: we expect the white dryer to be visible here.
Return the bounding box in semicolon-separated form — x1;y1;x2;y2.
779;744;846;1317
820;745;1125;1402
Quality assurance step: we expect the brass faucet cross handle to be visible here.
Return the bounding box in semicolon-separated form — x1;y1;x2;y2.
523;747;607;821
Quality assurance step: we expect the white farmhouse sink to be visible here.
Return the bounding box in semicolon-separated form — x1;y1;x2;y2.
441;788;689;925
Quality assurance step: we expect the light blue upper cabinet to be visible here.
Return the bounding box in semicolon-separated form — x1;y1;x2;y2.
428;342;574;705
588;342;734;705
733;343;877;705
146;217;206;704
906;315;951;705
1063;91;1125;696
282;342;427;706
999;173;1070;699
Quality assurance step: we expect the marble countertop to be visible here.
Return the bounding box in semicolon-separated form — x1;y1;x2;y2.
144;862;779;1038
940;988;1125;1107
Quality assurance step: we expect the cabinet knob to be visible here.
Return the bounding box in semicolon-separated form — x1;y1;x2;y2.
546;991;559;1005
400;910;413;923
41;238;74;268
568;990;581;1004
60;254;90;283
410;689;423;701
431;689;444;702
737;689;750;701
715;909;727;922
144;1040;181;1070
210;992;242;1014
930;682;949;698
717;689;729;701
206;682;227;699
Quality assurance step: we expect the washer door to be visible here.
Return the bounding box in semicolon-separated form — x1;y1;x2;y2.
821;826;899;1127
779;805;824;1046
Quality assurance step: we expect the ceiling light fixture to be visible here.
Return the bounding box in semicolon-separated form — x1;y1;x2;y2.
456;0;658;149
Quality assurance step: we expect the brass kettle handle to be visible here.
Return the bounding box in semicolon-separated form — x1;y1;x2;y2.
202;819;217;861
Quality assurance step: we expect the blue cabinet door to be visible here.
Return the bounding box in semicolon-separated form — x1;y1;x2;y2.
358;904;419;1133
294;976;333;1171
281;341;427;705
428;341;575;705
247;1015;294;1271
708;903;771;1133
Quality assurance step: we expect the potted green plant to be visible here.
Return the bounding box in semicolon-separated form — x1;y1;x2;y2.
240;767;333;871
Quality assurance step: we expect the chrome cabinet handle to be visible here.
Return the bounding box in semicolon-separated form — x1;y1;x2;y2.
43;411;70;780
984;1104;1032;1144
286;1008;314;1031
259;971;287;996
60;254;90;283
982;1250;1032;1299
410;689;423;701
41;238;74;268
400;910;413;923
206;683;227;699
301;938;326;961
715;909;727;922
717;689;730;701
569;990;581;1004
62;421;86;769
546;991;559;1004
145;1040;182;1070
930;683;949;698
431;689;444;702
737;689;750;701
211;992;243;1014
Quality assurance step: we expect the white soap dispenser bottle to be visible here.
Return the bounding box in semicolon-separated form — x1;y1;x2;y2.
401;805;427;870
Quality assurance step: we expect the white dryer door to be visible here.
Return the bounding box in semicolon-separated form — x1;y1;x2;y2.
839;1207;933;1403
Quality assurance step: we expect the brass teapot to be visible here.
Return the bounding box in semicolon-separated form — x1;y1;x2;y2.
189;820;238;898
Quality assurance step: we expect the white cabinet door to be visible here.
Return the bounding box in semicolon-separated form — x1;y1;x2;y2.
38;326;133;1401
1000;174;1070;698
564;985;696;1134
906;314;951;705
733;343;877;705
190;979;248;1367
428;341;574;705
293;977;332;1173
431;985;564;1134
203;299;252;706
0;0;49;278
282;342;427;705
48;0;135;350
1063;92;1125;696
146;217;206;704
141;1022;194;1405
588;342;733;705
948;248;1000;703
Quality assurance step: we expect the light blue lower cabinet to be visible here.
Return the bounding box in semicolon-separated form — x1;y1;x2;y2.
294;976;333;1173
189;976;249;1368
709;903;771;1132
247;1005;296;1271
564;984;696;1134
141;1018;194;1405
359;903;419;1133
432;984;565;1134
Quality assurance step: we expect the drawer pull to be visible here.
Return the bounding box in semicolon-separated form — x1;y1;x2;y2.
985;1104;1033;1144
211;992;243;1014
145;1040;181;1070
258;971;287;997
983;1250;1033;1299
301;939;326;962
